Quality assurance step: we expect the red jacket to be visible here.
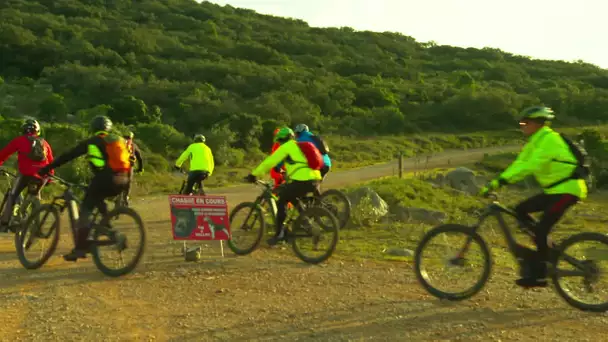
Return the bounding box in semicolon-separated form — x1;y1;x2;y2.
0;134;55;178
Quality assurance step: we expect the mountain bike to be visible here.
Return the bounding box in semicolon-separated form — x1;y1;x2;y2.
262;173;351;230
228;179;340;264
0;169;46;233
14;175;147;277
176;170;207;195
414;192;608;312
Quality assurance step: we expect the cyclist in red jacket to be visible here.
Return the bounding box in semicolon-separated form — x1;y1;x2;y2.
0;119;54;232
269;128;286;192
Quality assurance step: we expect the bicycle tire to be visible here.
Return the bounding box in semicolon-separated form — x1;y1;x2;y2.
319;189;351;230
413;224;492;301
90;206;147;277
291;206;340;264
551;232;608;312
227;202;266;255
14;204;61;270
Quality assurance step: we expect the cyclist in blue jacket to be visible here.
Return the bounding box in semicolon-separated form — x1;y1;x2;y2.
294;124;331;179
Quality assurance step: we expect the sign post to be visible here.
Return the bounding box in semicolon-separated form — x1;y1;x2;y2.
168;195;231;258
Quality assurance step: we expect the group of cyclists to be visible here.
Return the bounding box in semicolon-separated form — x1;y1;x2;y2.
0;116;143;261
0;106;588;288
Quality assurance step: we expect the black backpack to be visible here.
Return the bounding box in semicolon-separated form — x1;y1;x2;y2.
26;136;47;162
546;133;591;188
310;134;330;155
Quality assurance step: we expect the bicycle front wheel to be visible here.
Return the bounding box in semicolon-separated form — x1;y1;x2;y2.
227;202;265;255
291;206;339;264
91;206;146;277
414;224;491;301
14;204;61;270
552;232;608;312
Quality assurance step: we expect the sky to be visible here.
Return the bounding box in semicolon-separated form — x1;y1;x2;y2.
205;0;608;69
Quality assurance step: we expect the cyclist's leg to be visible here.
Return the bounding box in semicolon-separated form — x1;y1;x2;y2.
123;167;134;205
66;183;104;261
0;175;28;229
533;195;578;268
183;171;199;195
269;181;309;244
513;193;553;227
197;171;209;195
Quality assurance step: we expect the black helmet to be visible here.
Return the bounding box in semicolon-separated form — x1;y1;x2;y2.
22;119;40;135
90;116;113;133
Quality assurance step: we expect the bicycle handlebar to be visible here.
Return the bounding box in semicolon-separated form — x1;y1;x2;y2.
46;174;88;191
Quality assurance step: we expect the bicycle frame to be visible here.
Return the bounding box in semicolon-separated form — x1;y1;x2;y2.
460;199;589;277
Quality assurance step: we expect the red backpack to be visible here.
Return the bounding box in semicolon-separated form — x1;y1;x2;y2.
297;141;324;170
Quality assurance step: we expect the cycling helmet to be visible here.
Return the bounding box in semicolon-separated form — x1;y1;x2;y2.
294;124;309;134
90;115;113;132
520;106;555;121
124;131;135;140
273;128;280;136
274;127;294;143
193;134;206;143
22;119;40;135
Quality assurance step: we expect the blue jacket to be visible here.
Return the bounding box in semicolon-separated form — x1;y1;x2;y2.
297;131;331;167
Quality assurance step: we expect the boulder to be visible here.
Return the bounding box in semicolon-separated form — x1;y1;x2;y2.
445;167;480;194
347;187;389;225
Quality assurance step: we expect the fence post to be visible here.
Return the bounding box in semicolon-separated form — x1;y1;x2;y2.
398;152;403;178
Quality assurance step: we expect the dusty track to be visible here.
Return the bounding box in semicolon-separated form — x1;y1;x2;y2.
1;144;606;341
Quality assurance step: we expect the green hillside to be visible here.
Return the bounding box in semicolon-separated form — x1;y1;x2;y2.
1;0;607;187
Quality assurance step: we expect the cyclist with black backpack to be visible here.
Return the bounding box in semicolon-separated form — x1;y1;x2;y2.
0;119;54;232
38;116;131;261
294;124;331;180
245;127;322;246
480;106;588;288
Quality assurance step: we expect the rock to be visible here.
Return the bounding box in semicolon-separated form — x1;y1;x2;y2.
445;167;480;194
347;187;389;221
383;247;414;257
392;205;447;224
184;246;202;262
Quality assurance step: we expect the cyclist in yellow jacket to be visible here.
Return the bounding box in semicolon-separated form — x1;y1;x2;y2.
174;134;214;195
246;127;322;245
481;106;587;288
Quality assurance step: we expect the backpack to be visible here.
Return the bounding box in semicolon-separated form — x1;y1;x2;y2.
100;134;131;172
297;141;324;170
546;133;591;188
26;136;47;162
310;134;330;155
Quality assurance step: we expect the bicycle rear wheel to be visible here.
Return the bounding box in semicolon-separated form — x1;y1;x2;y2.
551;232;608;312
414;224;492;301
90;206;146;277
318;189;351;230
227;202;265;255
14;204;61;270
291;206;339;264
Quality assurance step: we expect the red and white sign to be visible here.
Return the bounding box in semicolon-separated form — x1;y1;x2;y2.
168;195;230;241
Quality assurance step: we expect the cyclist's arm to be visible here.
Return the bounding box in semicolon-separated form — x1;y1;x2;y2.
252;143;290;177
43;140;56;175
0;137;19;165
46;139;90;170
206;146;214;175
134;145;144;171
499;139;553;184
175;145;192;168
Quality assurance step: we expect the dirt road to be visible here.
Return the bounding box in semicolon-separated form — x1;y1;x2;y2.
1;144;606;341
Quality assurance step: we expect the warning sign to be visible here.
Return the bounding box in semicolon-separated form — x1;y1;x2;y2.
168;195;230;241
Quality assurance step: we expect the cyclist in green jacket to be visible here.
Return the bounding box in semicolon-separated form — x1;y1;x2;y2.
174;134;214;195
246;127;322;245
480;106;587;288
